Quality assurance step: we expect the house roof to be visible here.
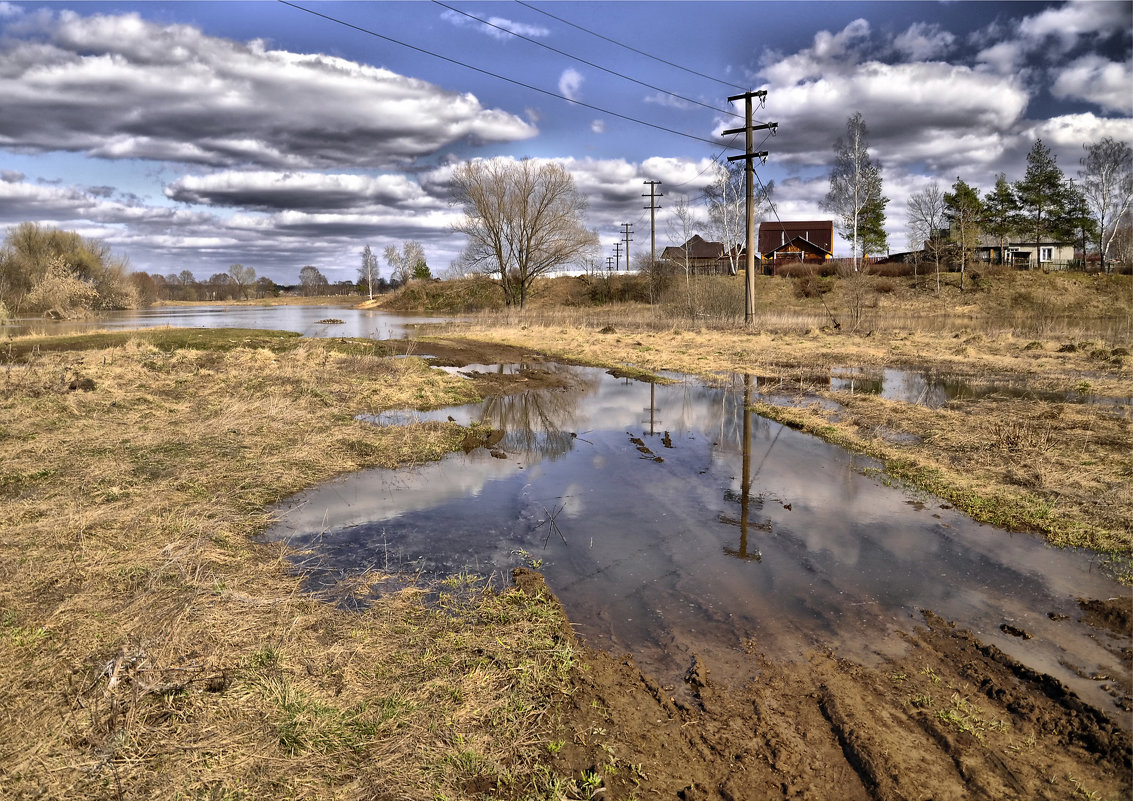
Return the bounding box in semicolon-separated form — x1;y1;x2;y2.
758;221;833;254
661;234;725;260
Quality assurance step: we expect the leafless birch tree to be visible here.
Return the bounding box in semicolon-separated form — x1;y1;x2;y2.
1080;137;1133;269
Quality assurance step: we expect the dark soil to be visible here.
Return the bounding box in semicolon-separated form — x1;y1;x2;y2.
522;568;1132;800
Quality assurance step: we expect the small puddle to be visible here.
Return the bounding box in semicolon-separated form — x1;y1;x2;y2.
266;366;1128;718
829;366;1132;408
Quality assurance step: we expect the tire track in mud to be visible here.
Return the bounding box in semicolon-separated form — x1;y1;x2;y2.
545;588;1131;800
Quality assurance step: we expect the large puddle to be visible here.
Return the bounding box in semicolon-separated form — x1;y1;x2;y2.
1;304;447;339
266;365;1128;718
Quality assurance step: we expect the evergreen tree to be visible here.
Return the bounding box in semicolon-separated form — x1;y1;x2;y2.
1014;139;1074;268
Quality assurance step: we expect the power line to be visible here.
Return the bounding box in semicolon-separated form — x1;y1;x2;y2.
515;0;747;91
434;1;741;120
278;0;736;150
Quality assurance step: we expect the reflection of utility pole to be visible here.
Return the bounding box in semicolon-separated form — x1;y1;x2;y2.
725;374;761;562
613;241;622;271
643;181;662;270
642;382;662;436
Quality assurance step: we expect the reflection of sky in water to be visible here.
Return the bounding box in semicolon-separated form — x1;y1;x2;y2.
829;366;1132;409
268;367;1127;716
2;305;447;339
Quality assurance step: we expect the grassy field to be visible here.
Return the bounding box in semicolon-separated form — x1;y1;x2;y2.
0;331;583;799
2;269;1130;798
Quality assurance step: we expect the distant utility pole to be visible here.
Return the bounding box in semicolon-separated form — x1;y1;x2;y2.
606;256;615;272
724;89;776;327
613;241;622;271
621;223;633;272
643;180;663;271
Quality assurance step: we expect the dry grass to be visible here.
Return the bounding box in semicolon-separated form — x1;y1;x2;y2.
0;338;578;799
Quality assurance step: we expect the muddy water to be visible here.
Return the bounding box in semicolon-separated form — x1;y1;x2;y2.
266;366;1127;718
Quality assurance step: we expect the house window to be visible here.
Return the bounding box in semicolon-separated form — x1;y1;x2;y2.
1040;247;1053;262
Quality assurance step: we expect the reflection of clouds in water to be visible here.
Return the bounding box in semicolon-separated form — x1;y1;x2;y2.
560;482;586;519
269;364;1127;716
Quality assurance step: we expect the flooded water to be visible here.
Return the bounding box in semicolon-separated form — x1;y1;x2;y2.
829;366;1133;409
0;304;447;339
266;365;1128;718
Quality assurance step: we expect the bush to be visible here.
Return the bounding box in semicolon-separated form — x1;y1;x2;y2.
0;222;137;315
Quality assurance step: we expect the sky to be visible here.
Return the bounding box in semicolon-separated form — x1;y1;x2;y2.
0;0;1130;284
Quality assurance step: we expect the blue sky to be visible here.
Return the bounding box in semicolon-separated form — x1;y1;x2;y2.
1;0;1130;283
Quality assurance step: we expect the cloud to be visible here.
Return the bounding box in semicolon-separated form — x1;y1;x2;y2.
0;1;21;18
558;68;583;101
1;170;25;183
165;171;440;212
1051;55;1133;114
893;22;955;61
439;9;549;41
762;59;1029;173
0;10;537;169
591;120;606;134
1016;0;1131;54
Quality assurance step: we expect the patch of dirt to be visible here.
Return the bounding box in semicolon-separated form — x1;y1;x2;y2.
532;569;1132;799
1079;596;1133;637
386;336;546;368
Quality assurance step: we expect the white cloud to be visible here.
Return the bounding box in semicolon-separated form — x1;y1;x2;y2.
0;1;22;18
762;18;872;85
439;10;549;41
1024;113;1133;153
893;22;955;61
558;68;583;101
591;120;606;134
765;60;1029;171
1017;0;1131;53
0;10;537;169
1051;55;1133;114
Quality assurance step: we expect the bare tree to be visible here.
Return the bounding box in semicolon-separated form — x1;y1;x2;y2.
906;182;947;290
452;158;598;308
227;263;256;300
384;241;425;286
703;159;773;276
944;178;982;290
359;244;379;299
822;112;888;271
1080;137;1133;269
298;265;328;297
666;195;699;320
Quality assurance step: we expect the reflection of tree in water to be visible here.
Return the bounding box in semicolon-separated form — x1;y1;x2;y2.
477;366;600;460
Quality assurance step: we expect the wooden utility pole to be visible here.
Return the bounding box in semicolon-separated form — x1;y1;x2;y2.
606;256;615;272
613;241;622;271
620;223;633;272
643;180;663;271
724;90;776;327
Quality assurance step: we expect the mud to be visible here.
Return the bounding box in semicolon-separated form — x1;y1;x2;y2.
515;567;1132;800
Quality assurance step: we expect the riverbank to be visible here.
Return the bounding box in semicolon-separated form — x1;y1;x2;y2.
1;320;1129;799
